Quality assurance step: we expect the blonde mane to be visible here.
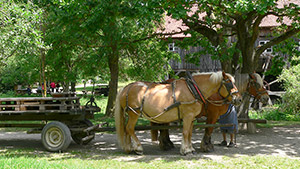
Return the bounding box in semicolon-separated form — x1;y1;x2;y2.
252;73;264;87
192;71;234;84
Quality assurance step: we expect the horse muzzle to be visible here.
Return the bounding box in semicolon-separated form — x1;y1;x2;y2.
260;95;270;105
231;95;242;106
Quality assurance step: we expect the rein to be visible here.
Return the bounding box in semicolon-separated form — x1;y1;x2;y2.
246;79;268;99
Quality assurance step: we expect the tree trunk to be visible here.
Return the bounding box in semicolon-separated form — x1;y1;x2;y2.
63;81;69;92
71;82;76;92
221;60;233;74
237;94;251;119
105;48;119;117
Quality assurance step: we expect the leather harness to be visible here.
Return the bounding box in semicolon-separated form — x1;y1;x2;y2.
124;73;230;123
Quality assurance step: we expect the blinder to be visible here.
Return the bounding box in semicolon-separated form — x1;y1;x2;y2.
218;78;238;101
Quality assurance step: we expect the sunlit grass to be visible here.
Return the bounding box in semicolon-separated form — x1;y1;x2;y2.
0;149;299;169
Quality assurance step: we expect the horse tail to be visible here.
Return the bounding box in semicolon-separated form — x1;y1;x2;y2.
114;87;126;150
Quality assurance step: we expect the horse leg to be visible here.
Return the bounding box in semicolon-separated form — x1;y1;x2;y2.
180;115;195;155
200;114;217;152
200;127;214;152
158;125;175;150
150;122;159;144
151;122;174;150
188;120;196;153
126;111;143;155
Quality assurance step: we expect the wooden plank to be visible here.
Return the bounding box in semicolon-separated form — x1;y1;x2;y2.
196;118;267;124
94;123;234;132
0;97;81;102
238;118;267;124
14;104;79;107
0;123;45;128
0;113;83;121
0;105;18;108
0;110;73;114
23;102;40;105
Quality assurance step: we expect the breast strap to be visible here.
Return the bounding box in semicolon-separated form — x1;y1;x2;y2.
185;72;206;104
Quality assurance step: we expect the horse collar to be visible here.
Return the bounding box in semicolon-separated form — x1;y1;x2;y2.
185;76;207;104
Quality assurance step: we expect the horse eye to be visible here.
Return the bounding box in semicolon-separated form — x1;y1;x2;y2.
256;83;261;88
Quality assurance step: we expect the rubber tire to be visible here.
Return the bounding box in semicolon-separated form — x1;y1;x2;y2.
41;121;71;152
71;119;95;145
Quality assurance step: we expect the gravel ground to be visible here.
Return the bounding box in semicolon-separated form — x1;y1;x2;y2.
0;125;300;160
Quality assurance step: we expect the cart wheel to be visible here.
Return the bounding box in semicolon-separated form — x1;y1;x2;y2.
71;119;95;145
41;121;71;152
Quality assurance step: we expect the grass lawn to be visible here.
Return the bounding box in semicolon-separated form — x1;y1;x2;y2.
0;149;299;169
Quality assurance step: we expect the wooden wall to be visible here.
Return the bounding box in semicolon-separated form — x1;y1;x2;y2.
169;46;222;74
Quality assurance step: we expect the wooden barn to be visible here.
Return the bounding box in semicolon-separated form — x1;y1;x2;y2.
164;0;299;83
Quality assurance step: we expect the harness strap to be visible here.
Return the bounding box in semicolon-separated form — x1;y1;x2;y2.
162;81;182;120
172;81;181;121
186;72;206;104
139;83;152;117
125;84;134;112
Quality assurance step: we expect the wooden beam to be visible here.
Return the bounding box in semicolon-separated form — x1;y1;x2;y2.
94;123;234;132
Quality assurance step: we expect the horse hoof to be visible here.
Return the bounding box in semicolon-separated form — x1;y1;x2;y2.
134;150;143;155
160;144;174;151
200;147;214;153
152;141;159;145
184;152;194;156
168;142;175;148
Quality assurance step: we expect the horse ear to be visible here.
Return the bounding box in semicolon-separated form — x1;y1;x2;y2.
249;73;255;80
222;71;226;78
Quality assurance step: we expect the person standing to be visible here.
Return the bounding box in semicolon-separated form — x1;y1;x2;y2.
56;83;60;93
50;82;56;93
219;104;238;147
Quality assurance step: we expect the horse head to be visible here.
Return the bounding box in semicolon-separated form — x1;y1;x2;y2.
248;73;269;104
216;71;242;106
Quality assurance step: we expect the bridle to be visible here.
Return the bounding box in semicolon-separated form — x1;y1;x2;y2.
247;78;268;100
207;78;239;106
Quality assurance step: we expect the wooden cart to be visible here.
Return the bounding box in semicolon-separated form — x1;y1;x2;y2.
0;96;100;152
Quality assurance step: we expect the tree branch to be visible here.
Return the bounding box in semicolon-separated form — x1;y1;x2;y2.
251;14;267;43
256;28;300;56
182;18;220;46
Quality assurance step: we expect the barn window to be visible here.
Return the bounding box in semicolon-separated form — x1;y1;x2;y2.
168;43;179;52
295;41;300;51
259;40;272;53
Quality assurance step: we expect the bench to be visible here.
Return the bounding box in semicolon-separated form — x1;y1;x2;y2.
238;118;267;133
16;89;29;95
196;118;267;133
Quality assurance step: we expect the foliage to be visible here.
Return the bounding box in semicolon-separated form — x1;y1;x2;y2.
266;35;300;77
0;1;44;91
42;0;179;115
44;0;174;81
278;56;300;115
250;105;300;121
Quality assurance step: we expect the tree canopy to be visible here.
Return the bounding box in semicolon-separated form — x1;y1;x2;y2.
1;0;300;117
0;0;43;90
41;0;177;115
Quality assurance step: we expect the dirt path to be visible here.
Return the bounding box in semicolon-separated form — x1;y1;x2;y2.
0;125;299;160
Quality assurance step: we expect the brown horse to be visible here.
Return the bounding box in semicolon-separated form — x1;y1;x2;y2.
115;71;242;155
151;73;269;152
